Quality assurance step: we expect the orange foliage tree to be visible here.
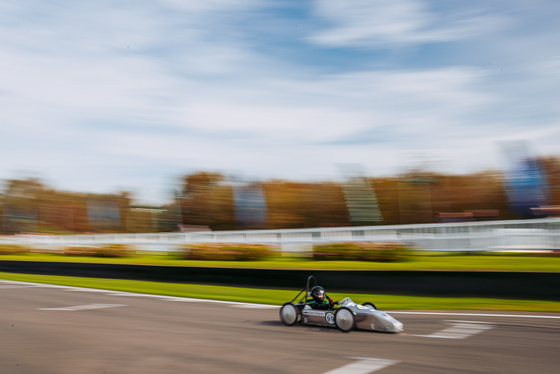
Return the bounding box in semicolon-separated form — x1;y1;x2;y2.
3;156;559;234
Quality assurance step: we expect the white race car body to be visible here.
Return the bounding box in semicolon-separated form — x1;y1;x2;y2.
299;297;404;333
279;275;404;333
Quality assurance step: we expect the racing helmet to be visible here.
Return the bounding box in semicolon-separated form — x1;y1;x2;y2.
311;286;325;303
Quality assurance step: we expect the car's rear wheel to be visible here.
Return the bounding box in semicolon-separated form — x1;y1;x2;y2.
363;302;377;310
335;307;355;332
279;302;299;326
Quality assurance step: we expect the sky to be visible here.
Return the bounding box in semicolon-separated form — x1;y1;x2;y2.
1;0;559;205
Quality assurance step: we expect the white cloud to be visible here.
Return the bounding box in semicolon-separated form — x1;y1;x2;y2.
159;0;261;13
308;0;509;47
0;0;559;204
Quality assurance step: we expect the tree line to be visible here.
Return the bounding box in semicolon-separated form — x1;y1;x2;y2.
1;156;559;234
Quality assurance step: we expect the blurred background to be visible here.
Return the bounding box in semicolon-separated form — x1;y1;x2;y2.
1;1;559;234
1;149;559;234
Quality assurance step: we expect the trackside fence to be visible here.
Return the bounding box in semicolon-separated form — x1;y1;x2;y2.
2;217;560;254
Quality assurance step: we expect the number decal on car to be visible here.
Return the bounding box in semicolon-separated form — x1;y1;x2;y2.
325;312;335;325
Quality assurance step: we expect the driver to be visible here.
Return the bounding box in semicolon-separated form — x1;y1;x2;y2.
308;286;337;310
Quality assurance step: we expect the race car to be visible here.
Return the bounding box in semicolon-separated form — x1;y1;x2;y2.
279;275;404;333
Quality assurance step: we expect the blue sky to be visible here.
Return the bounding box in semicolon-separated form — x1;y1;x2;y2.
1;0;559;204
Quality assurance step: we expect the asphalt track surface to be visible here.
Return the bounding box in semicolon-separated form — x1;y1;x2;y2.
1;280;559;374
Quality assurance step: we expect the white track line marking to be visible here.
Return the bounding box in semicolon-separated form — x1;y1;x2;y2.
230;304;278;309
386;311;560;319
63;288;110;293
162;296;276;309
415;321;493;339
2;280;558;319
0;280;276;309
38;304;126;311
160;297;199;302
323;357;399;374
104;292;154;297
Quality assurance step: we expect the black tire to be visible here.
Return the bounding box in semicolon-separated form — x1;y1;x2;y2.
279;302;299;326
334;307;355;332
363;302;377;310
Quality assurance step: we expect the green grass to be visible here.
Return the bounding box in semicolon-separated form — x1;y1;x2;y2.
2;251;558;312
1;272;559;313
1;251;559;272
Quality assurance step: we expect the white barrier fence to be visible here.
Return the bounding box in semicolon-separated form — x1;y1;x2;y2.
2;217;560;253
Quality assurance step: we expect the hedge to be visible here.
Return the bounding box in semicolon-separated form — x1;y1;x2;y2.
63;244;134;258
313;242;411;261
182;243;273;261
0;244;29;255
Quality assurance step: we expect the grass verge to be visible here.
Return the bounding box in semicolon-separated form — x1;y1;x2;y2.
1;272;559;313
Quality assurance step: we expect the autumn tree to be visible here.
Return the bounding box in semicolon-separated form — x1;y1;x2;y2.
180;172;235;230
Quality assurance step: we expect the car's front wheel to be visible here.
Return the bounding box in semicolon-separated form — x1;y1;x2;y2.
279;302;299;326
334;307;355;332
